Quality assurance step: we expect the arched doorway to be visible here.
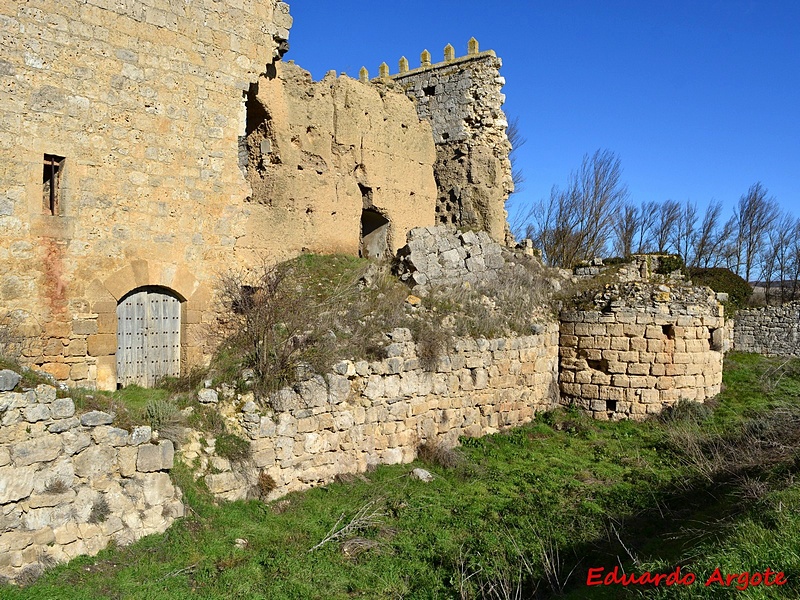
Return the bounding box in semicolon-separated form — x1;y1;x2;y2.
116;286;182;387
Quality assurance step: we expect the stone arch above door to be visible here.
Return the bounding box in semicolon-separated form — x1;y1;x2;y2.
85;260;212;390
116;286;182;388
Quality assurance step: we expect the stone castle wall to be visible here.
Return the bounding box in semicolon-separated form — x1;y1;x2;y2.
0;1;442;390
183;326;559;501
733;302;800;356
242;61;436;260
0;0;293;389
559;283;724;419
0;374;182;583
378;40;513;242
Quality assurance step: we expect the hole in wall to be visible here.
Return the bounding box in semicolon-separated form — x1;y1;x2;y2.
606;400;617;412
662;324;676;340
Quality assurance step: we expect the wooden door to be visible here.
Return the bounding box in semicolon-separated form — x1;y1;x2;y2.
116;288;181;387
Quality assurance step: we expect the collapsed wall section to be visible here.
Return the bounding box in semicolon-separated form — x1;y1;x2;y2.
381;40;513;243
733;302;800;356
0;376;182;583
559;283;725;420
241;61;437;260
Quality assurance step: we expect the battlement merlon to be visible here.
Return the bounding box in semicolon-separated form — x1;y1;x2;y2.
360;38;499;82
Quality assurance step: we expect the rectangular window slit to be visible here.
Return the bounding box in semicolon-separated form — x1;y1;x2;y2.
42;154;65;215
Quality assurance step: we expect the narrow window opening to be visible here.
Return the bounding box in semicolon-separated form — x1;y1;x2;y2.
42;154;65;215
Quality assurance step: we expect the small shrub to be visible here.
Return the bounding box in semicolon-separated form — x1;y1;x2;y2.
145;398;179;430
688;267;752;314
44;478;70;494
257;471;277;497
215;432;251;462
413;321;452;371
658;399;713;425
188;405;227;436
88;496;110;524
417;441;464;469
654;254;685;275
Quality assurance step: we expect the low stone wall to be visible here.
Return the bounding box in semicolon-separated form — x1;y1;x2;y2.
187;326;559;500
733;302;800;356
0;377;183;582
559;283;724;419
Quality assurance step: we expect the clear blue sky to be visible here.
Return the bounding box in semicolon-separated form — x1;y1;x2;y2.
285;1;800;225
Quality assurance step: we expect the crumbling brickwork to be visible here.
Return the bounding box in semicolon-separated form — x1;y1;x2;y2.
377;40;513;242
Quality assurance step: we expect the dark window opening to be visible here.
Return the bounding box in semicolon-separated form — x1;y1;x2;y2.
587;358;609;373
360;209;390;259
42;154;65;215
232;285;260;314
709;327;723;351
423;85;435;96
662;324;676;340
606;400;617;412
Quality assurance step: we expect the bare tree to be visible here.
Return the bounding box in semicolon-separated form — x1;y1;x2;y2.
525;149;627;267
726;183;780;283
761;213;800;303
633;200;659;254
612;203;638;257
670;200;698;266
692;201;730;268
506;116;526;196
651;200;681;254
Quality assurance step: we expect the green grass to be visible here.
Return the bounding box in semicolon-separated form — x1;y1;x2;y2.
4;353;800;598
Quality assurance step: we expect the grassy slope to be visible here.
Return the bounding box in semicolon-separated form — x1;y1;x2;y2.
4;352;800;599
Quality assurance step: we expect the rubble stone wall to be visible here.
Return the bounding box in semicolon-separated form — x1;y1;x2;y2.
0;378;183;583
733;302;800;356
182;326;559;500
242;61;437;260
387;41;513;242
395;226;506;291
559;284;725;420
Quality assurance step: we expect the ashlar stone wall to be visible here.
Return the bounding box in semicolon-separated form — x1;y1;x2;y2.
0;0;293;389
733;302;800;356
560;283;725;420
0;373;183;583
181;326;559;500
377;39;513;243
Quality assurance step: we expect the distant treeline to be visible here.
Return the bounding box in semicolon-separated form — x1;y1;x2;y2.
513;150;800;302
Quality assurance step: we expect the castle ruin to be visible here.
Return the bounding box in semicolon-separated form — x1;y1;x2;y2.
0;1;513;390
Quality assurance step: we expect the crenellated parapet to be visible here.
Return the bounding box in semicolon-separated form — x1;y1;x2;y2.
359;37;494;81
360;38;513;243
